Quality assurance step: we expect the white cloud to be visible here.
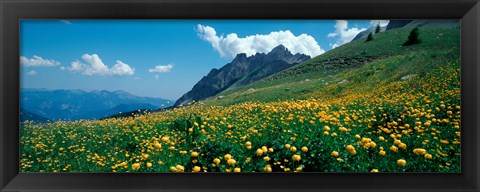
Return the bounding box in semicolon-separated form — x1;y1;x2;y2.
67;54;134;76
20;55;60;67
327;33;338;38
26;70;37;75
330;43;341;49
60;20;72;25
196;24;325;58
149;64;173;73
327;20;367;48
110;60;135;76
370;20;390;27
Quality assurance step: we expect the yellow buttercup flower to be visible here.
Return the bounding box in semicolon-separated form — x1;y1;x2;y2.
256;149;264;156
292;154;301;161
264;166;272;172
361;137;371;143
290;146;297;153
132;163;140;170
379;150;386;156
397;159;407;167
301;146;308;153
193;166;201;172
390;145;398;152
346;145;356;155
227;159;236;165
424;154;433;159
413;148;427;155
162;136;170;143
331;151;339;157
176;165;185;172
191;151;199;158
323;126;331;131
394;139;401;145
261;146;268;153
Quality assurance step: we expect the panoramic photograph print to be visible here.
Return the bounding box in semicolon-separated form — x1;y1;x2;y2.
19;20;460;173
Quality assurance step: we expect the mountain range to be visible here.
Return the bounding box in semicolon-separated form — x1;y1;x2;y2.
174;45;311;106
20;89;172;122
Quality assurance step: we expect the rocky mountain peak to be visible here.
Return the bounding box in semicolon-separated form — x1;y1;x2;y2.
269;44;288;53
232;53;248;62
174;45;311;106
267;45;293;60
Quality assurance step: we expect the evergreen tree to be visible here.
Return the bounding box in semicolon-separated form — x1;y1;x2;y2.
403;27;421;46
375;24;381;33
365;32;373;42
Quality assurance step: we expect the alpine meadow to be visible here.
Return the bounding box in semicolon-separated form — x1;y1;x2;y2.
20;20;460;173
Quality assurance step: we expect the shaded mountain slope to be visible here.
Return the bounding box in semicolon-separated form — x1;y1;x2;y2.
174;45;310;106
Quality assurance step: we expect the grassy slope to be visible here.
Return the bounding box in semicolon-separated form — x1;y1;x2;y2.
20;26;461;173
204;27;459;106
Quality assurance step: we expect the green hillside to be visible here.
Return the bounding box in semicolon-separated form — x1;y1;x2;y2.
204;27;459;106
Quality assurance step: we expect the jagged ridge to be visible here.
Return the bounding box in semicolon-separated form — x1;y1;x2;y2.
174;45;310;106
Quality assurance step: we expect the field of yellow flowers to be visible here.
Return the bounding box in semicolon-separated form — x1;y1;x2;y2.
20;55;460;172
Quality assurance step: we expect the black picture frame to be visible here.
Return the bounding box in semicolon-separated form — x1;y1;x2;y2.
1;0;479;191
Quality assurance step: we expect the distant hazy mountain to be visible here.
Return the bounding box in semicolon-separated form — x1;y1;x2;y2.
20;89;172;121
75;103;159;120
174;45;311;106
20;108;51;123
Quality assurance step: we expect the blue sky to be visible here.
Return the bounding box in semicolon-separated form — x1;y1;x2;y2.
20;20;388;101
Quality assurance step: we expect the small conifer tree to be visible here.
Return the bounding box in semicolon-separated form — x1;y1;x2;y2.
402;27;421;46
365;33;373;42
375;24;381;33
